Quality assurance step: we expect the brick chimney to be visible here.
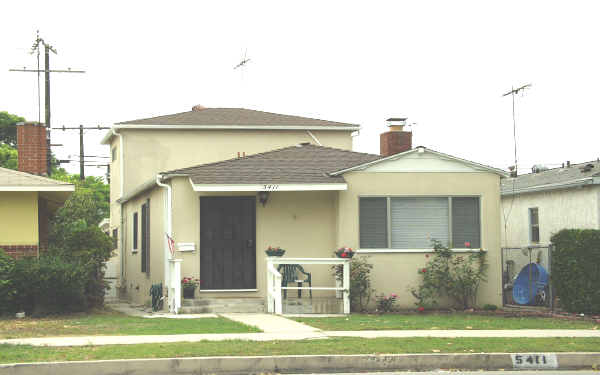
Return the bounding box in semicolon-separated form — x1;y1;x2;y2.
380;117;412;157
16;122;48;176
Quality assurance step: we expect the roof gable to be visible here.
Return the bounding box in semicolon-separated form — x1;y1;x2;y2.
331;147;508;176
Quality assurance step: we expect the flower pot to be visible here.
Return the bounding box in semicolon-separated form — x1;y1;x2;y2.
335;250;355;259
183;288;195;299
265;249;285;257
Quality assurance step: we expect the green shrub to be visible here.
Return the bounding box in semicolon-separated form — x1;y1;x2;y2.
0;249;16;314
332;256;375;312
551;229;600;314
411;240;488;309
483;304;498;311
376;293;398;313
11;255;88;315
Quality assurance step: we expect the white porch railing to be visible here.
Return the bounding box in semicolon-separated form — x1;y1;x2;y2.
266;257;351;315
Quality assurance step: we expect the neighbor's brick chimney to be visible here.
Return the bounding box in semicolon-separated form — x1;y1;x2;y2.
16;121;48;176
380;117;412;157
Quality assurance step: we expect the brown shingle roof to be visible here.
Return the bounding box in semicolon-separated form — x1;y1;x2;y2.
117;107;358;128
0;167;73;189
162;144;382;185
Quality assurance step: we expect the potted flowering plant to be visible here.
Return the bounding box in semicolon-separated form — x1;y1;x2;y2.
335;246;355;258
265;246;285;257
181;277;199;299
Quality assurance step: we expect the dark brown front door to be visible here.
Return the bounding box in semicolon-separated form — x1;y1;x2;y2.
200;197;256;290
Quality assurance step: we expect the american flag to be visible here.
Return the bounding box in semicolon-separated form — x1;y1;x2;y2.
166;233;175;257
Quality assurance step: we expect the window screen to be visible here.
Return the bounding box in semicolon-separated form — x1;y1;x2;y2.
390;197;449;249
359;198;388;248
141;200;150;274
452;197;480;248
133;212;138;250
529;207;539;243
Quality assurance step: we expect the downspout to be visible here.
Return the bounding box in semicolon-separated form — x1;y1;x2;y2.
156;174;173;311
112;128;125;282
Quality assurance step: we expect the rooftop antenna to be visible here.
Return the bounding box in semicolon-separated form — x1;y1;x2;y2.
233;48;251;70
502;83;532;176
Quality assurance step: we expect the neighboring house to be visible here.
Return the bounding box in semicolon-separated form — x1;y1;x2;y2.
102;107;506;310
0;167;74;258
0;122;75;258
501;161;600;247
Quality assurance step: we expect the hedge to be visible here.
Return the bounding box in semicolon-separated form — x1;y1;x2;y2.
551;229;600;314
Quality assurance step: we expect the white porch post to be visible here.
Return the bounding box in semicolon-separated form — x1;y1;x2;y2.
343;259;350;314
266;258;273;313
168;259;182;314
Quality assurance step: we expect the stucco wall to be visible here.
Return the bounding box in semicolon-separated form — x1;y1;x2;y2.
121;187;166;305
337;172;503;308
170;177;338;298
500;186;600;247
0;191;39;246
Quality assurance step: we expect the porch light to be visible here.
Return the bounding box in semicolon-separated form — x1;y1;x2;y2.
258;191;270;206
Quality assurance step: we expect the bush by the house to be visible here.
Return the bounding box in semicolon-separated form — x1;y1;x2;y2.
551;229;600;314
331;255;375;312
11;255;88;315
0;249;15;314
411;240;488;310
376;293;398;313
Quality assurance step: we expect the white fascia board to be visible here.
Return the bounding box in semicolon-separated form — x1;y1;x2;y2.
112;124;361;131
330;147;509;177
0;185;75;192
100;129;114;144
501;178;595;196
191;183;348;192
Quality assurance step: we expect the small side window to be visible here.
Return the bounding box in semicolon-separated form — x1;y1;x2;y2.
132;212;138;251
529;207;540;243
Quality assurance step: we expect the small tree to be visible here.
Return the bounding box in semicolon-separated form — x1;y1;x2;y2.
411;240;487;309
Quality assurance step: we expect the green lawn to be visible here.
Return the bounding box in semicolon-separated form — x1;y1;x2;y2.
293;313;599;331
2;337;600;364
0;309;260;339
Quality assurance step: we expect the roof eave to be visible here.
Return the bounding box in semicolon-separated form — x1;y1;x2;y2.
111;124;361;131
0;185;75;192
189;181;348;192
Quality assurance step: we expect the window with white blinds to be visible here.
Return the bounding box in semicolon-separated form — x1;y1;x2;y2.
359;196;481;249
391;197;449;249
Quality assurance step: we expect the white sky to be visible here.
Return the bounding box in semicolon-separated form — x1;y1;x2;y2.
2;0;599;178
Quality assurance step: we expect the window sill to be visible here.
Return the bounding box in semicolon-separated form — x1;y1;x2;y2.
356;248;485;254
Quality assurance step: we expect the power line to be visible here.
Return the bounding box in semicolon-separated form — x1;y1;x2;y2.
9;31;86;176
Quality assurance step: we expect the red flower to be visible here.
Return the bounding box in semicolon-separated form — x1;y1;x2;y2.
341;252;347;258
421;268;427;273
418;306;425;312
464;241;471;248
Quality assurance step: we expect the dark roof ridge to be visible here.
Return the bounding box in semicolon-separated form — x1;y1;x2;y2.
161;143;382;176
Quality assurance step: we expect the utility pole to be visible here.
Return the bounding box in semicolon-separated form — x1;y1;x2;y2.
9;31;85;175
53;125;110;180
79;125;84;179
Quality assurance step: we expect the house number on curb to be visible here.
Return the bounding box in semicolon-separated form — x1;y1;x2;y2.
511;353;558;368
263;184;279;191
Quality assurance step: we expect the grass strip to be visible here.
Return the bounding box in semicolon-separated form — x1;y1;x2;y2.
0;310;260;339
1;337;600;364
293;313;599;331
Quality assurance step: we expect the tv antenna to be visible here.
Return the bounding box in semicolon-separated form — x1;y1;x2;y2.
233;49;251;70
502;83;532;175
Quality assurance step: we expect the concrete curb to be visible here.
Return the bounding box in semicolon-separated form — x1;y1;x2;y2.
1;353;599;374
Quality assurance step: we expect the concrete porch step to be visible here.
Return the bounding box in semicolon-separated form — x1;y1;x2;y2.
180;298;265;314
283;297;343;314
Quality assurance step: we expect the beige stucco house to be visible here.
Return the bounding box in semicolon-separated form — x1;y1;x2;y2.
102;107;506;312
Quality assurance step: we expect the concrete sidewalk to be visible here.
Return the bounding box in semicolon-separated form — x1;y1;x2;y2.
3;329;600;347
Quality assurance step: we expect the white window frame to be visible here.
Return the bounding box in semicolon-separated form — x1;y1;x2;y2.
357;195;483;253
529;207;540;243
